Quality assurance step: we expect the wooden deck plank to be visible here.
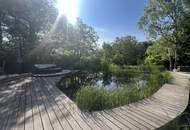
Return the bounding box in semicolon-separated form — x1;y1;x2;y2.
14;82;26;130
148;97;185;110
58;97;92;130
127;104;167;126
92;112;119;130
121;106;161;128
100;111;132;130
142;99;183;114
0;78;30;129
0;72;189;130
5;84;21;130
0;79;25;116
43;78;93;130
130;100;172;121
128;102;171;123
33;79;54;130
46;77;103;130
41;78;81;130
30;79;44;130
109;108;152;130
37;79;61;129
110;108;155;130
24;82;34;130
45;96;73;130
153;95;188;107
40;78;82;130
37;78;64;130
0;92;15;129
43;78;89;130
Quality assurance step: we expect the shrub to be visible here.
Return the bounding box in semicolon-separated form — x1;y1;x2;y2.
75;85;141;111
161;71;173;83
110;64;138;77
75;86;110;111
75;65;172;111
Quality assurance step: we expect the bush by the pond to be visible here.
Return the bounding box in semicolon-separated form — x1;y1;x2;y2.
75;66;172;111
110;64;139;77
109;64;166;77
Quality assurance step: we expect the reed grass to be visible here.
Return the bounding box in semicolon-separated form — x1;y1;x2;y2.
75;65;172;111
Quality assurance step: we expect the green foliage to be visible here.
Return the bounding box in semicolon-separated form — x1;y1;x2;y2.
80;50;102;72
75;86;111;111
144;38;177;70
110;64;138;77
32;18;99;66
101;36;150;67
112;36;145;65
139;0;185;41
165;112;190;129
109;64;123;76
139;0;190;67
0;1;99;73
0;0;57;73
137;64;166;73
75;65;172;111
75;85;140;111
101;58;111;76
161;71;173;83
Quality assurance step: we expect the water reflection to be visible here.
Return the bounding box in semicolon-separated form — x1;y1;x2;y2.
57;72;147;99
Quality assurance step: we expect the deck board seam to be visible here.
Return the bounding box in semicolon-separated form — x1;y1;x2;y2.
45;77;102;130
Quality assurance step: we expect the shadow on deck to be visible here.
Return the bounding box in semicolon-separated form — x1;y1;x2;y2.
0;72;189;130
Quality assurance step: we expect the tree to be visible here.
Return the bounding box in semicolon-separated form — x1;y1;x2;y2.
112;36;143;65
69;18;99;59
178;0;190;65
35;18;99;69
184;0;190;10
139;0;187;69
145;38;176;70
0;0;58;73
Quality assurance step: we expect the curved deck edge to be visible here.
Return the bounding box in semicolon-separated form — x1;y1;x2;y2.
0;72;189;130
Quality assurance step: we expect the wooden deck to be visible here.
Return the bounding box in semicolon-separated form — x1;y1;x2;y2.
0;72;189;130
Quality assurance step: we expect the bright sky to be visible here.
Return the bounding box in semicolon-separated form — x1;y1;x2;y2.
78;0;148;43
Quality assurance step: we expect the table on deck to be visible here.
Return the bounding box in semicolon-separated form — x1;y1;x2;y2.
0;72;189;130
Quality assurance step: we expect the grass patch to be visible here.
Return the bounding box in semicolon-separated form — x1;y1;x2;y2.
75;65;172;111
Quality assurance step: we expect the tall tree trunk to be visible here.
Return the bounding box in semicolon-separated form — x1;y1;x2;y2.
174;49;177;69
169;57;173;71
0;11;5;49
29;22;36;48
0;15;2;49
0;12;6;73
15;17;23;73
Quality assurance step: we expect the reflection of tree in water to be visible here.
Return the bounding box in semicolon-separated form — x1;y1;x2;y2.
56;72;96;99
57;75;82;99
102;75;112;86
56;72;136;99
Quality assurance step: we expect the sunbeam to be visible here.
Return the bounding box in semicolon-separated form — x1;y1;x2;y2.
57;0;78;25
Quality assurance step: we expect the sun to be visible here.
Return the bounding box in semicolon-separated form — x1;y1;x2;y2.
57;0;78;24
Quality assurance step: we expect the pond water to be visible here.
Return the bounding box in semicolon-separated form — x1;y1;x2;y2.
57;72;147;99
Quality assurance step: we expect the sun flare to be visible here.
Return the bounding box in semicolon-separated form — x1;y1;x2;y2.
57;0;78;24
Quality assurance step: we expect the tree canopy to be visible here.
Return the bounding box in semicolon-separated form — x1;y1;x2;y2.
0;0;99;73
145;38;176;70
139;0;190;68
0;0;190;74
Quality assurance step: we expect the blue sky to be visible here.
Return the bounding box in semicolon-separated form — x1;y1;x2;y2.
78;0;148;43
